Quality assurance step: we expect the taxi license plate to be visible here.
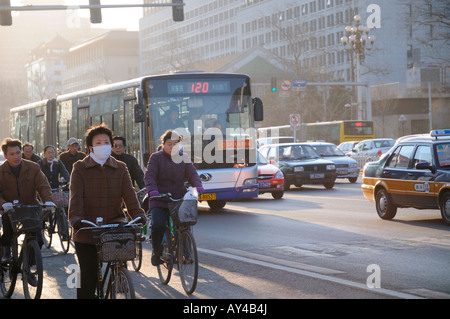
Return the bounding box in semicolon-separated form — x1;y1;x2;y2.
310;173;324;179
199;193;216;201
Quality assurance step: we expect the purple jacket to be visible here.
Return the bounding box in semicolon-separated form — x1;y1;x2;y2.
144;150;202;209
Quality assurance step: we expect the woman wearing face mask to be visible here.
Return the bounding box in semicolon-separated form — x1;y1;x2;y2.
68;124;146;299
38;145;70;189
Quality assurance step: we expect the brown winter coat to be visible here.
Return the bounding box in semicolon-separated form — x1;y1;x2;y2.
68;155;146;244
0;159;53;206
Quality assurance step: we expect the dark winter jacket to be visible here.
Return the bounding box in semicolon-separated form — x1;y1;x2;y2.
38;158;70;189
144;150;202;209
111;152;145;189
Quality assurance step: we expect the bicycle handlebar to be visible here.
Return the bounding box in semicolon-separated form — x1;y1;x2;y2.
136;187;147;194
1;202;55;216
149;193;183;202
78;216;144;231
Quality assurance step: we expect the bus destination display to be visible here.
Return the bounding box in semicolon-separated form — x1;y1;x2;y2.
168;80;231;94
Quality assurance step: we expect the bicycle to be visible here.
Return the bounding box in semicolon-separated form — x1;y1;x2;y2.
0;201;54;299
149;193;199;295
77;217;143;299
42;184;71;254
131;187;147;272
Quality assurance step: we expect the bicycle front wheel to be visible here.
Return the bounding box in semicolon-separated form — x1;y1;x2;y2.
177;229;198;295
131;240;142;272
42;213;54;249
0;240;19;298
157;229;173;285
56;209;71;254
22;239;43;299
114;266;136;299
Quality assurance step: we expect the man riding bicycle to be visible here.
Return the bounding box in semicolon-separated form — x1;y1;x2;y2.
0;138;55;263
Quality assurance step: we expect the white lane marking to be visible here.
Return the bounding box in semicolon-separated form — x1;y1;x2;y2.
198;247;423;299
221;248;344;275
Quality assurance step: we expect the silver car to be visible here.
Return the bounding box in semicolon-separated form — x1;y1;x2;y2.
309;142;360;183
348;138;395;167
337;141;360;154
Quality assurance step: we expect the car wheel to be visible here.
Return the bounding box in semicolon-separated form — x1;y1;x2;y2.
440;192;450;225
375;188;397;220
324;182;334;189
271;191;284;199
207;200;226;210
348;177;358;183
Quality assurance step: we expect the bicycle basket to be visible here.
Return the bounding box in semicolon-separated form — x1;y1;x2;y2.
52;191;69;208
168;199;198;226
8;206;43;234
96;228;138;262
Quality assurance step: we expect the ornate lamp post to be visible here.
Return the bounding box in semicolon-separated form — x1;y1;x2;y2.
341;15;375;120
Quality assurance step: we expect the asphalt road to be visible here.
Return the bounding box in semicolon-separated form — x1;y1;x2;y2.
3;177;450;300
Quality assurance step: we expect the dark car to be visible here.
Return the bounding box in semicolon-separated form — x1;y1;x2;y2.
362;130;450;224
259;143;337;190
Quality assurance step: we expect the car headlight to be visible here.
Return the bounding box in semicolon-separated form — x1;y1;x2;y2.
349;163;358;168
326;164;336;170
294;166;304;172
275;170;284;179
243;178;257;186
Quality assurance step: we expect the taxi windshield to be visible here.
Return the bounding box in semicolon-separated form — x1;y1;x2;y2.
436;142;450;168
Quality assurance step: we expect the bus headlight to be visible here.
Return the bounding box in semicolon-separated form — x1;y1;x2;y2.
326;164;336;170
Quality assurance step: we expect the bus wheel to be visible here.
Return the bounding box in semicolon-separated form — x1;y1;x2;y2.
207;200;226;210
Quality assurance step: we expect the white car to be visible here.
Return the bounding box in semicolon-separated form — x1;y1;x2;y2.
0;152;5;165
348;138;395;167
337;141;360;154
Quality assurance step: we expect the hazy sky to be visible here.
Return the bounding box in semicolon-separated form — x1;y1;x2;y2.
11;0;143;30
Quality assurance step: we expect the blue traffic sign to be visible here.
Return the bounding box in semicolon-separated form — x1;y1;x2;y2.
293;79;307;88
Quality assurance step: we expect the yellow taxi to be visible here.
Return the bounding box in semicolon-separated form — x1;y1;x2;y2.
362;130;450;224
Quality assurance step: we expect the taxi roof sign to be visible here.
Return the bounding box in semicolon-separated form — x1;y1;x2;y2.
430;129;450;138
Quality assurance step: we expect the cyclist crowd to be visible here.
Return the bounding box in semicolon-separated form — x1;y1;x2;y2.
0;124;203;299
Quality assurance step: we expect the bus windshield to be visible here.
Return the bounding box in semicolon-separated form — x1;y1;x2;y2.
145;75;256;168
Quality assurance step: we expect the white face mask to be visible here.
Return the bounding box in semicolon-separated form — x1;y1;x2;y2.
91;144;111;165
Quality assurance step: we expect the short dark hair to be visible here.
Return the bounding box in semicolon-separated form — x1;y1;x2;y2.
85;124;113;152
113;136;126;146
160;130;182;144
23;142;34;150
1;138;22;155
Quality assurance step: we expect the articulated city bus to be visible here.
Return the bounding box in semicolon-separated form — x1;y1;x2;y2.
10;72;264;209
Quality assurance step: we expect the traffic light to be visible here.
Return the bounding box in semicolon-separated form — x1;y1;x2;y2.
270;77;277;92
172;0;184;22
0;0;12;26
89;0;102;24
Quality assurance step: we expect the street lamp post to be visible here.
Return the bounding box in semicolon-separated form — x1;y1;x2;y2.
341;15;375;121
